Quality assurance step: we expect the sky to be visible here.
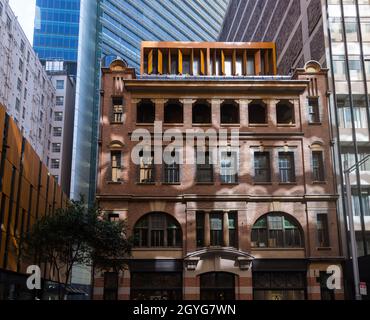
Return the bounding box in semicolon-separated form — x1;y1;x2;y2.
9;0;36;45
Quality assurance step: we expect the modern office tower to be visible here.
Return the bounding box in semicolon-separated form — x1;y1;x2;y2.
72;0;230;203
0;0;56;166
33;0;80;76
48;67;76;195
0;104;68;300
100;0;230;71
219;0;370;299
93;41;343;301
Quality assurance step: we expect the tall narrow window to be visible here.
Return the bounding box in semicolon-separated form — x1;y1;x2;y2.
164;151;180;184
220;151;238;184
210;213;223;246
112;97;123;123
138;151;155;184
308;97;320;123
317;214;330;247
196;212;205;247
111;151;122;182
254;152;271;183
279;152;295;183
228;212;237;248
196;151;213;183
312;151;325;182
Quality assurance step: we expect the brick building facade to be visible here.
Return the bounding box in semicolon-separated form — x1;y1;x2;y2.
94;42;344;300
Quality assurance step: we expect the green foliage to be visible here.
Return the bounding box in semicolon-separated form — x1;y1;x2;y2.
21;196;132;298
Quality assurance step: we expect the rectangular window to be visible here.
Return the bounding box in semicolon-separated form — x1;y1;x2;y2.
24;88;27;100
229;212;237;248
6;14;11;30
279;152;295;183
138;151;154;184
17;78;22;91
111;151;122;182
164;153;180;184
15;98;20;112
51;159;60;169
41;95;44;106
317;214;330;247
254;152;271;183
196;151;213;183
19;58;24;72
220;151;238;184
53;127;62;137
196;212;205;247
267;216;284;247
39;111;43;122
54;112;63;121
25;70;29;81
308;97;320;123
312;151;325;182
112;98;124;123
210;213;223;246
38;128;42;139
56;80;64;90
56;96;64;106
20;40;25;53
52;143;61;153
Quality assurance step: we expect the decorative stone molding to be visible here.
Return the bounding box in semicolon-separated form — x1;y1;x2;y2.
184;257;200;271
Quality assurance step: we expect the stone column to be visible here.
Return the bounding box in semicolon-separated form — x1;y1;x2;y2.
223;211;230;247
204;211;210;247
211;99;221;129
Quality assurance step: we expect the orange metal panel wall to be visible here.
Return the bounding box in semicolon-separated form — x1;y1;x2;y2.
0;104;69;275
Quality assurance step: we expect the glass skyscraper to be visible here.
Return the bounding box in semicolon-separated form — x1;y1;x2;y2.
100;0;229;70
71;0;230;203
33;0;80;75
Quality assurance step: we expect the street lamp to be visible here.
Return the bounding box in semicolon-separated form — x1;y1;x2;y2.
344;154;370;300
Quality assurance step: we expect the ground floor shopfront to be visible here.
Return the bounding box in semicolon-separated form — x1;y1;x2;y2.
93;256;345;301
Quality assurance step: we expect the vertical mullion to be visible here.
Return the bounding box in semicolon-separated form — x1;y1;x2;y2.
340;0;368;254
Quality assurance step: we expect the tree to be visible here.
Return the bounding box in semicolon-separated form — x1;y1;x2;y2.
21;197;131;300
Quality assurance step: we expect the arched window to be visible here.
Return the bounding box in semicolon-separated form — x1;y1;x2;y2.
276;100;294;124
133;212;182;247
249;100;267;124
221;100;239;124
193;101;211;124
137;99;155;123
164;100;183;123
251;213;303;248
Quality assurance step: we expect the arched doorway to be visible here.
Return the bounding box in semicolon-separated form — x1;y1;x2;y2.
200;272;235;300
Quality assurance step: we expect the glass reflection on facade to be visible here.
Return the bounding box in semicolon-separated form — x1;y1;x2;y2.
33;0;80;75
327;0;370;256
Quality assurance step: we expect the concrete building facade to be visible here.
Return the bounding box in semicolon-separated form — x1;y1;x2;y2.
48;71;75;194
93;42;344;301
0;0;56;167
